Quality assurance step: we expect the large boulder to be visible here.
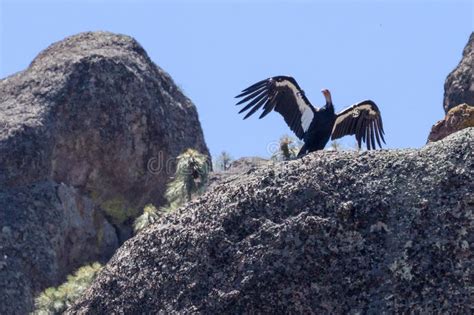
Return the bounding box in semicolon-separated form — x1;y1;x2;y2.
443;32;473;113
0;31;209;314
70;128;472;314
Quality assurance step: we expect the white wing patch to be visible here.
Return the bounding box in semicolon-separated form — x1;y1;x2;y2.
333;102;379;135
338;103;377;118
275;80;314;133
356;103;378;117
301;107;314;132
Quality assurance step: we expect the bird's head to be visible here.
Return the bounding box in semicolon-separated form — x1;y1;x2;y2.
321;89;332;105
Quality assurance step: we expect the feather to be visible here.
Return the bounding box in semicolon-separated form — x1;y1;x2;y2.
378;115;385;134
238;92;267;114
374;119;382;148
241;79;267;93
236;88;266;105
355;115;364;138
376;119;386;143
370;122;375;150
243;97;268;119
365;123;371;150
259;101;276;119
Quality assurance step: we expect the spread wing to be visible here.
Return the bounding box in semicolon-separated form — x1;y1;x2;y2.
331;100;385;150
235;76;316;139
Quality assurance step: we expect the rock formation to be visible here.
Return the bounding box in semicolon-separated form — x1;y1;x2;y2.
70;129;473;314
428;33;473;142
443;32;473;113
0;31;209;314
428;104;474;142
208;157;270;190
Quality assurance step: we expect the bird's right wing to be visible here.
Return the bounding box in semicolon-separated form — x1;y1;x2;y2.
235;76;316;139
331;100;385;150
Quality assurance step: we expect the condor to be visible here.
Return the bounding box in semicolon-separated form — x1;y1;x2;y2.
236;76;385;157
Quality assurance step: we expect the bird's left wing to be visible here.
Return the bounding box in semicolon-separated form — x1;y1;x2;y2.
331;100;385;150
235;76;315;139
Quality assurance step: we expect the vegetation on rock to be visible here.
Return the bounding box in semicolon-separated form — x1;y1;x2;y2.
134;149;209;233
164;148;209;210
34;263;102;315
214;151;233;171
133;204;161;233
271;135;301;161
329;140;343;151
100;196;138;225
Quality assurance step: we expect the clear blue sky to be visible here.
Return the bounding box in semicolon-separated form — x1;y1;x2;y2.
1;0;472;159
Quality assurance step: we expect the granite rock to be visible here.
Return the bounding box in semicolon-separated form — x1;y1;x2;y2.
443;32;473;113
0;31;209;314
71;129;473;314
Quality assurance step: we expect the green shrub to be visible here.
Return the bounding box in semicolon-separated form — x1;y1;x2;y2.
33;262;102;314
100;196;138;225
133;204;161;233
165;148;209;206
134;149;209;234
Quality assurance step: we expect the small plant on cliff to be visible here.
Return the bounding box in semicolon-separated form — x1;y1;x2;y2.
351;141;362;152
272;135;301;161
214;151;233;171
34;262;102;314
329;140;343;151
133;204;161;233
164;148;209;210
133;149;209;232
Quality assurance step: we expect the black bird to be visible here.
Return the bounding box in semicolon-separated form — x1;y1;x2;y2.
235;76;385;157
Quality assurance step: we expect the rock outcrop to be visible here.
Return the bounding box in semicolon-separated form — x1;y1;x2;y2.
428;104;474;142
0;31;209;314
428;33;473;142
208;157;270;190
228;156;270;172
443;32;473;113
70;129;473;314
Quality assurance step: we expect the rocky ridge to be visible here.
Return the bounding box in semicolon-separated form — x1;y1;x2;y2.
71;128;473;314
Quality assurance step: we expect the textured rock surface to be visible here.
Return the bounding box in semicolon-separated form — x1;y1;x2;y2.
0;181;118;314
443;32;473;113
0;31;209;314
208;157;270;190
429;33;473;142
71;129;473;314
428;104;474;142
